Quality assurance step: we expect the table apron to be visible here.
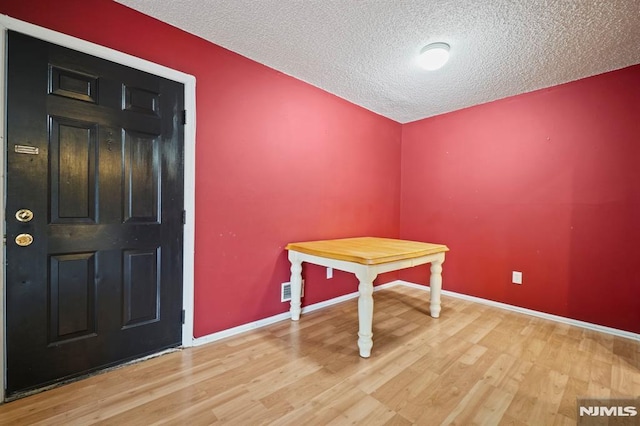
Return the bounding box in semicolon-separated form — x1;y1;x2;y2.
287;250;445;275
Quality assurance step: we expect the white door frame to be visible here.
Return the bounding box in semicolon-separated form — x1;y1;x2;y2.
0;15;197;398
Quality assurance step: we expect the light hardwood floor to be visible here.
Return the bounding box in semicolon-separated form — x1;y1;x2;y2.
0;285;638;425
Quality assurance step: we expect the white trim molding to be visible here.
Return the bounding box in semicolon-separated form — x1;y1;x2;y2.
193;281;401;346
194;279;639;347
397;280;640;342
0;15;197;398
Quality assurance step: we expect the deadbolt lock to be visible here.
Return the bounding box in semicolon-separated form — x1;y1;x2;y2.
15;234;34;247
15;209;34;222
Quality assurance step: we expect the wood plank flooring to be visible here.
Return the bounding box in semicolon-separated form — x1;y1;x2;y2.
0;285;638;425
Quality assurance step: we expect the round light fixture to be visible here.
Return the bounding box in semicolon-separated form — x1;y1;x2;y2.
417;42;450;71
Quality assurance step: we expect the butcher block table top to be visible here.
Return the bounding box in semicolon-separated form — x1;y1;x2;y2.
285;237;449;266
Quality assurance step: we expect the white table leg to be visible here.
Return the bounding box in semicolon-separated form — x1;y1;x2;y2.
288;252;303;321
429;253;445;318
355;268;377;358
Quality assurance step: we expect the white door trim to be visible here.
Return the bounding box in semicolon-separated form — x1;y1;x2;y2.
0;14;197;398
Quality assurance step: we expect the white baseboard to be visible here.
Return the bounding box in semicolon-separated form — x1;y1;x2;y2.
396;280;640;342
192;280;401;347
192;279;639;347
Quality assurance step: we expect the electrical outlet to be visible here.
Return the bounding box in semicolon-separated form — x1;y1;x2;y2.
512;271;523;285
326;267;333;279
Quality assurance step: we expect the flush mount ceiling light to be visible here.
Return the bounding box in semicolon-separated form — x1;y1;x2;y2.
417;42;450;71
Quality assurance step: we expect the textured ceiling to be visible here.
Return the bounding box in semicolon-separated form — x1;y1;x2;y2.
115;0;640;123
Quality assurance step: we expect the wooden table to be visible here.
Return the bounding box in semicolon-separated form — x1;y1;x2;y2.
285;237;449;357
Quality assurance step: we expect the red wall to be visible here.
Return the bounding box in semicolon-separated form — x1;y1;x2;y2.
3;1;637;337
1;1;402;336
401;65;640;334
